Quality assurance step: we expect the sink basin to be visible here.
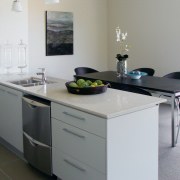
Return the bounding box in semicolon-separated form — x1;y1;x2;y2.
9;77;56;87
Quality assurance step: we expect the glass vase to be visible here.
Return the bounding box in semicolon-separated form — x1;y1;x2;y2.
17;40;27;74
3;41;13;74
117;59;127;77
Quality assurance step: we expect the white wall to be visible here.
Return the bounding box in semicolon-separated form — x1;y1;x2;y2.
108;0;180;76
1;0;180;78
0;0;28;74
28;0;108;80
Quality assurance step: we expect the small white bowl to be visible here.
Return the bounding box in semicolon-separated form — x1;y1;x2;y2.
128;72;141;79
130;74;141;79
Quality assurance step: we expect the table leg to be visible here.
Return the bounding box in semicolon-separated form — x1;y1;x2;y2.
151;91;177;147
171;94;176;147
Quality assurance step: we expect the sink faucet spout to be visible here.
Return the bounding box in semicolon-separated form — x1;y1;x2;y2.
36;68;46;84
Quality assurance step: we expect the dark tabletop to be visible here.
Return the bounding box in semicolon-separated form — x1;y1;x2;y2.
74;71;180;94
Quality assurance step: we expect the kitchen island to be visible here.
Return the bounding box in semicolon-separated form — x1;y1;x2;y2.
75;70;180;147
0;74;165;180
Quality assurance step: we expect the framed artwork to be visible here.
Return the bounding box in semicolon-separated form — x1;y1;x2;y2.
46;11;73;56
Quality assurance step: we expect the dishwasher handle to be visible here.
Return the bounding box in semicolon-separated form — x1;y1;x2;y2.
23;132;49;148
22;97;49;108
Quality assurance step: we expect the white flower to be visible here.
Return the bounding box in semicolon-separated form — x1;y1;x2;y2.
116;27;121;42
115;27;129;55
125;44;129;52
122;32;127;40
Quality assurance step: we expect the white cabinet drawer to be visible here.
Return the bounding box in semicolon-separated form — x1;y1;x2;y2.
51;102;106;138
53;148;106;180
52;118;106;173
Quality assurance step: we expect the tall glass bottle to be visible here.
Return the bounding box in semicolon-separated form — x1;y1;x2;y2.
17;40;27;74
3;41;13;74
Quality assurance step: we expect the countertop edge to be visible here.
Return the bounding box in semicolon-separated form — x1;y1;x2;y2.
0;75;166;119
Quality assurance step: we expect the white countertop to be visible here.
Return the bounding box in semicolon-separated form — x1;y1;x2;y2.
0;73;166;119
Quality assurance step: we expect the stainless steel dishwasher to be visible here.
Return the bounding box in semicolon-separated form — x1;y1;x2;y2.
22;95;52;176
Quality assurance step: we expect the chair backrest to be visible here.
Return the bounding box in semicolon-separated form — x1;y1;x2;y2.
133;68;155;76
74;67;99;75
163;72;180;79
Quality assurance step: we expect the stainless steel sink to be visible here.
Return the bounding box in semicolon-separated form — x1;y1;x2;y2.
9;77;55;87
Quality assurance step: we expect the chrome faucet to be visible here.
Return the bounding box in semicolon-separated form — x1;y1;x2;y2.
36;68;46;84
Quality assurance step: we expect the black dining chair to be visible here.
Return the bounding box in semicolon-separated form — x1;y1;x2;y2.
163;72;180;79
163;71;180;143
132;68;155;76
74;67;99;75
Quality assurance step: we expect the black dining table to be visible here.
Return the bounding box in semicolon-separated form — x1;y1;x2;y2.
75;71;180;147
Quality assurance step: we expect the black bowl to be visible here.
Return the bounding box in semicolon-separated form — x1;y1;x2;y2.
65;81;109;95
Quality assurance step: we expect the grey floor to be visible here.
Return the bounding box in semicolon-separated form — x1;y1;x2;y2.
0;146;57;180
0;103;180;180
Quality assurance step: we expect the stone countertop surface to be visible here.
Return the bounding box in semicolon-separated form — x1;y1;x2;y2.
0;73;166;119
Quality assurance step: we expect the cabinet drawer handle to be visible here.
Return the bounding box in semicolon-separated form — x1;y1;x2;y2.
63;128;85;139
63;111;85;121
23;132;49;148
64;159;86;172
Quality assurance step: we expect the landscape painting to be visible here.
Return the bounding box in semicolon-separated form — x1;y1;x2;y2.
46;11;73;56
